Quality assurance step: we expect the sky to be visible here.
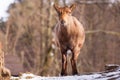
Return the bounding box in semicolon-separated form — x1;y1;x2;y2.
0;0;14;19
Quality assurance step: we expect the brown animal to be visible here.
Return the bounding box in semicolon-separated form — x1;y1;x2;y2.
53;4;85;76
0;42;11;80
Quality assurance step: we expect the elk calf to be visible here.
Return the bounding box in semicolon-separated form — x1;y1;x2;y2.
53;4;85;75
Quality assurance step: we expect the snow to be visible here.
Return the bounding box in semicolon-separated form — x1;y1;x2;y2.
11;69;120;80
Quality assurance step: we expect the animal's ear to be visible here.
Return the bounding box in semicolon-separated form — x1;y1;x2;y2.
53;4;60;13
70;4;76;11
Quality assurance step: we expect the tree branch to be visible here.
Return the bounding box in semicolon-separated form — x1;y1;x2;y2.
86;30;120;37
75;0;117;4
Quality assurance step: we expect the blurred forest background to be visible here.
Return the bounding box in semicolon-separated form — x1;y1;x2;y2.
0;0;120;76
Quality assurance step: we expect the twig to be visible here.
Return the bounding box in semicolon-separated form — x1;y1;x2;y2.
75;0;116;4
86;30;120;37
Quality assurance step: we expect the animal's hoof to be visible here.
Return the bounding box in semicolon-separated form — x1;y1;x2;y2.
72;71;78;75
61;72;67;76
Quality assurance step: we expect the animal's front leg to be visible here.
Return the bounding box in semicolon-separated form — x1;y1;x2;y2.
71;50;79;75
61;53;67;76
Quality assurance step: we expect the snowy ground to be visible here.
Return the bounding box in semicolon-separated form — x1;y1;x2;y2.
11;67;120;80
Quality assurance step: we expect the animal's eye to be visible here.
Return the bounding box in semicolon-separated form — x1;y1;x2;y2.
58;12;62;16
57;9;62;16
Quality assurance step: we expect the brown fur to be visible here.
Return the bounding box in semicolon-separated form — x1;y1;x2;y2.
0;42;11;80
53;4;85;76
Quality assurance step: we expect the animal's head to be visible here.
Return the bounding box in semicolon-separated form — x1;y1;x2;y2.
54;4;76;26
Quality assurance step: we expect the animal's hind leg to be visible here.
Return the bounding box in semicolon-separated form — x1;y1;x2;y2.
61;53;67;76
71;50;79;75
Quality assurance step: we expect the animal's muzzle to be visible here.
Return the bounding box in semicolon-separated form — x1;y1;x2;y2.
61;20;65;25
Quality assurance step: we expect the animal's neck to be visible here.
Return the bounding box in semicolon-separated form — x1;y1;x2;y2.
66;16;74;29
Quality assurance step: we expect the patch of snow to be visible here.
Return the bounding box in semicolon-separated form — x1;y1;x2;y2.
11;65;120;80
20;73;36;79
106;64;120;67
11;71;120;80
67;50;72;55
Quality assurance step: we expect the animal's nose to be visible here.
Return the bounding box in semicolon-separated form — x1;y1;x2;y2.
61;20;65;24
